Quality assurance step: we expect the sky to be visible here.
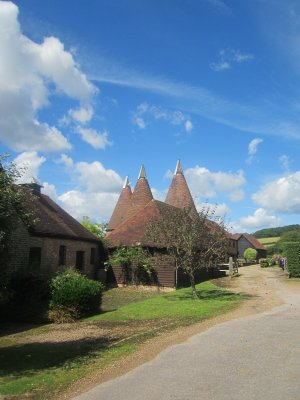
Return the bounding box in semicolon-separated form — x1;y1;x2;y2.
1;0;300;233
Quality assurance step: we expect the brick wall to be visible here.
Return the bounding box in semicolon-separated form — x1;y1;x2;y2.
8;223;102;279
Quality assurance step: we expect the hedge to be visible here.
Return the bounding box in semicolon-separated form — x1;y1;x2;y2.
282;242;300;278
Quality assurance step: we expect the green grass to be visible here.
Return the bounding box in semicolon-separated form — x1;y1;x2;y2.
0;281;242;400
91;282;240;322
101;286;162;312
258;237;280;247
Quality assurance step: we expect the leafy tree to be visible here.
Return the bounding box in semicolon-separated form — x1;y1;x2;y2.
244;248;257;263
253;225;300;238
81;216;107;239
106;246;155;285
145;206;228;298
279;229;300;243
0;154;36;313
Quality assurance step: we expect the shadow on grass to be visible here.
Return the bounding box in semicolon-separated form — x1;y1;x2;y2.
0;323;46;338
0;335;116;377
165;289;241;301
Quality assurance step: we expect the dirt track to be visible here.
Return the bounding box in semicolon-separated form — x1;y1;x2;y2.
63;265;294;399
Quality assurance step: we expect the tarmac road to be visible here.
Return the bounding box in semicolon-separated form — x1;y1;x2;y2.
73;272;300;400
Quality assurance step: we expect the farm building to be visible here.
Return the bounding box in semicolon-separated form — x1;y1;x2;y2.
8;181;105;279
106;161;237;288
231;233;267;260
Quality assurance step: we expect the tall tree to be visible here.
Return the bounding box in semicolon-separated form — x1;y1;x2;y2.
145;205;228;298
0;154;35;262
81;216;107;239
0;154;36;309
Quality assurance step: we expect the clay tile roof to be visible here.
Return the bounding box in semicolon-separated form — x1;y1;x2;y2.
126;165;153;220
26;191;100;242
165;160;197;215
231;233;266;250
107;176;132;231
105;200;181;247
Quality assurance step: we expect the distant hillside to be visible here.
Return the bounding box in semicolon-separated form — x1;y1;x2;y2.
253;225;300;238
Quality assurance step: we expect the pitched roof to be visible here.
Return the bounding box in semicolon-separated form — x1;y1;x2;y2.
26;191;100;242
105;199;181;247
231;233;266;250
165;160;197;215
107;176;132;231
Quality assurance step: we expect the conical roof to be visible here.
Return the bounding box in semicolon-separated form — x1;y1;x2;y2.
126;165;153;219
107;176;132;231
165;160;197;215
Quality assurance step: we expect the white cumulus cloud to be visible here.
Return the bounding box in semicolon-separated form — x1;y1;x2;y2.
185;166;246;201
76;128;112;149
59;191;119;222
0;1;97;152
75;161;123;193
13;151;46;183
48;158;124;221
240;208;281;231
252;172;300;214
69;107;94;124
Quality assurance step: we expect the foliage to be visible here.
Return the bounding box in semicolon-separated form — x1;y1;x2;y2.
0;281;241;400
5;271;51;322
243;247;257;263
81;216;107;239
0;154;34;254
259;258;269;268
267;230;300;256
282;242;300;278
0;154;36;315
145;205;228;298
49;268;104;322
106;246;155;285
253;224;300;238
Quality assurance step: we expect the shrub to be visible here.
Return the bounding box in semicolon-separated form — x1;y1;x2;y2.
2;271;51;322
49;268;104;322
282;242;300;278
244;248;257;263
259;258;269;268
106;246;156;285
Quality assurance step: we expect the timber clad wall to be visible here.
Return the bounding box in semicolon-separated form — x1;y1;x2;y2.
107;252;220;288
107;253;176;287
151;254;176;287
237;236;266;259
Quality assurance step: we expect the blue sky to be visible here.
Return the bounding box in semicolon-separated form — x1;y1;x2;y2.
1;0;300;232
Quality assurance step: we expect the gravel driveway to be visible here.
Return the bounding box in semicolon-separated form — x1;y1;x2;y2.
73;267;300;400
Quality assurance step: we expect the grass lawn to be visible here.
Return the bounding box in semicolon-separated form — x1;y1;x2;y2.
258;237;280;247
0;281;242;400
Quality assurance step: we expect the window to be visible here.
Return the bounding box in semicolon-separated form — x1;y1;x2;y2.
28;247;41;268
75;251;85;271
59;245;66;266
90;248;95;265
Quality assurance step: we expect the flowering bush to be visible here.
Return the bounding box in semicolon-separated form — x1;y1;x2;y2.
259;258;269;268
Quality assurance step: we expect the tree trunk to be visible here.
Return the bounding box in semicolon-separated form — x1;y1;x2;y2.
189;273;199;299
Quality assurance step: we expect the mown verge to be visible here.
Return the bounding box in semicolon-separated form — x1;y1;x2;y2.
0;281;242;400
